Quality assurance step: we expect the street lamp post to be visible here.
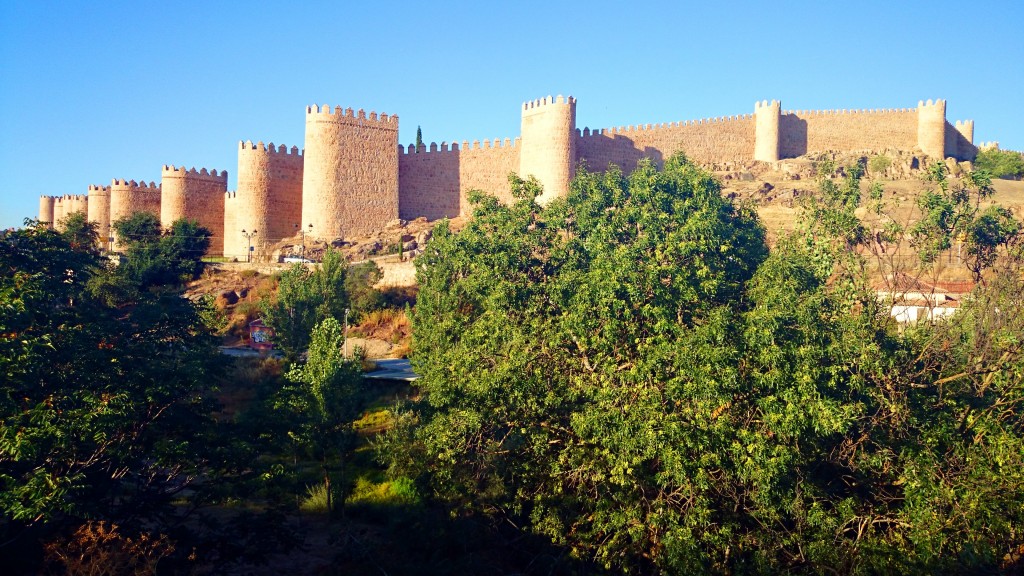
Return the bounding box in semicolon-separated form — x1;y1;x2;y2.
241;229;258;263
295;223;313;261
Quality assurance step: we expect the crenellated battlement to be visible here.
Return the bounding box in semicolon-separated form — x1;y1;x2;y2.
978;141;1000;150
522;94;576;112
161;165;229;181
305;104;398;128
399;137;518;155
111;179;160;189
579;113;756;139
239;140;303;156
785;107;916;116
31;93;997;247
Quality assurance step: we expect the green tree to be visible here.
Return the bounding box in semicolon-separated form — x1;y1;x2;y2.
260;248;348;359
112;211;161;248
415;125;423;151
974;147;1024;179
0;222;226;558
58;211;100;253
383;156;1024;573
279;317;364;513
109;213;211;290
345;260;385;320
391;156;771;571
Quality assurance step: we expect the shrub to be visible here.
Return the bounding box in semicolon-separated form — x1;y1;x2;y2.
346;477;421;508
43;521;175;576
299;482;333;514
869;153;892;174
974;148;1024;179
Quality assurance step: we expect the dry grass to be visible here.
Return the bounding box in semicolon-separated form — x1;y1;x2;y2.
351;308;411;345
44;521;175;576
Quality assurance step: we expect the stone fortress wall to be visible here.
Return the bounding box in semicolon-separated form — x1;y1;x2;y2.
398;137;521;221
87;185;111;243
226;141;304;259
38;195;55;227
302;105;399;240
39;95;982;258
160;165;229;255
109;180;161;249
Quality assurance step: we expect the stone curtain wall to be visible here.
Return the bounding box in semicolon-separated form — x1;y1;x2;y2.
27;96;982;249
459;139;521;209
398;139;520;220
109;180;161;249
947;120;978;161
87;185;111;245
782;108;919;158
223;192;238;258
161;166;229;255
302;105;399;240
577;115;757;174
398;143;461;220
227;141;304;259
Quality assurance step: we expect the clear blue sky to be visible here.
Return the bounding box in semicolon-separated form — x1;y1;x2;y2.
1;0;1022;229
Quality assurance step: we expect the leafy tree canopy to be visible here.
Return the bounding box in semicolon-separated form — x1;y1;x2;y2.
0;222;227;556
383;155;1024;573
974;147;1024;179
345;260;385;321
260;248;349;360
108;212;212;292
279;317;365;512
57;212;100;253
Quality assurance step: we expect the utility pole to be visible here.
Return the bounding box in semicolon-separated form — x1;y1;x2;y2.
344;308;350;358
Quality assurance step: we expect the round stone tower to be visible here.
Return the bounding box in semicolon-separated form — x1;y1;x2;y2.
68;194;89;217
228;141;304;260
754;99;781;163
301;105;399;241
87;185;110;244
52;196;67;231
917;99;947;159
39;196;55;228
109;179;161;249
519;95;576;205
161;165;229;255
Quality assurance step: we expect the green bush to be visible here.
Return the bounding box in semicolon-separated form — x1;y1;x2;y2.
346;477;421;513
868;153;892;174
299;482;333;514
974;148;1024;179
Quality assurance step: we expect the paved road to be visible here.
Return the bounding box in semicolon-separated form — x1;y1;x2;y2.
219;347;420;381
365;358;420;381
218;346;281;358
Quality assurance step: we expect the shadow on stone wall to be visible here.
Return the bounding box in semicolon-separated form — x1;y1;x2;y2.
578;134;664;174
780;115;808;159
945;121;977;161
